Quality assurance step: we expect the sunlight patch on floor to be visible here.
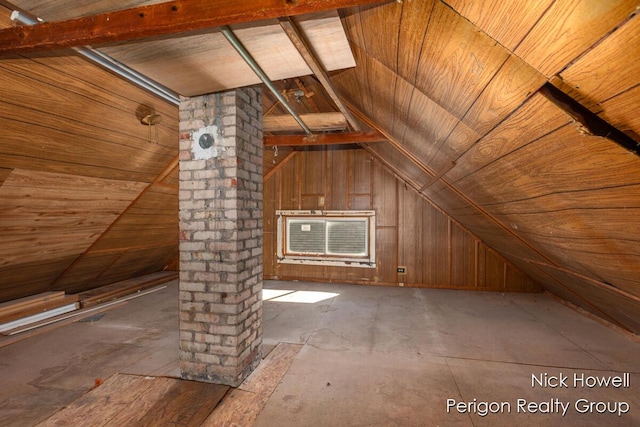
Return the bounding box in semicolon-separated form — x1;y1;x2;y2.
262;289;339;304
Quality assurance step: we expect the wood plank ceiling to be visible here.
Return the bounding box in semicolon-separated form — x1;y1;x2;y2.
0;0;639;334
331;0;640;333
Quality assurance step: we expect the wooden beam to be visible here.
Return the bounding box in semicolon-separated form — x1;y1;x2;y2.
264;112;347;132
0;0;389;55
264;150;298;181
344;100;437;178
264;131;386;146
540;83;640;156
359;144;424;193
419;160;457;192
293;78;320;113
279;17;361;131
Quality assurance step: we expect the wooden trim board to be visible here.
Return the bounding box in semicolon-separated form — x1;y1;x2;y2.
0;301;79;333
77;271;178;307
0;292;65;316
0;295;79;324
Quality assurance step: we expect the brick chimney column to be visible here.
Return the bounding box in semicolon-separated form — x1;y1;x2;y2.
178;88;263;386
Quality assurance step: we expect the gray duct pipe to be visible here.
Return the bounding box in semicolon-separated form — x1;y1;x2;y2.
10;10;180;106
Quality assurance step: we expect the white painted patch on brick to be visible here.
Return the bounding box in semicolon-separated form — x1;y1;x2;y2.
191;125;225;160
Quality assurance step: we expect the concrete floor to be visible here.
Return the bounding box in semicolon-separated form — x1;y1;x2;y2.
0;280;638;426
0;283;181;427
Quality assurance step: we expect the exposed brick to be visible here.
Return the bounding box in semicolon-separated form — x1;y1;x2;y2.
194;312;221;323
180;321;208;333
194;353;221;365
179;139;193;151
181;160;207;171
194;332;222;345
205;344;240;357
178;291;193;302
208;303;241;315
180;221;206;231
179;200;205;210
180;88;263;387
193;189;217;200
181;341;208;353
193;231;222;241
181;261;206;272
209;283;241;293
209;324;241;336
181;282;207;293
192;291;221;303
193;272;221;282
194;169;220;180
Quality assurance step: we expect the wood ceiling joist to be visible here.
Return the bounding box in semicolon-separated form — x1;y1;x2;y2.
363;147;425;195
264;131;386;146
0;0;390;55
540;83;640;156
264;112;348;132
279;17;361;131
293;77;320;113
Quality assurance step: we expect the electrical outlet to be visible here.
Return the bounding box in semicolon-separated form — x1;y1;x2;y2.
397;266;406;274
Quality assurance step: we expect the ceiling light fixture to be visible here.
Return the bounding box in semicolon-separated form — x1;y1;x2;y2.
141;113;162;143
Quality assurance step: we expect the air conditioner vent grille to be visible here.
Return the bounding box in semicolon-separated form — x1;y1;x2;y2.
277;210;376;268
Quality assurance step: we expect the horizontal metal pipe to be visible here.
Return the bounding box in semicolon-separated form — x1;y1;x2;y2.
220;26;312;135
78;48;179;105
10;11;180;106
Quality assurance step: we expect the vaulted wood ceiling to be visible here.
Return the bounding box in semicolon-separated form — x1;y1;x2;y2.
0;0;639;334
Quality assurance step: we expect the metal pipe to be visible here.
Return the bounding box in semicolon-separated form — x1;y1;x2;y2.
220;26;312;135
10;10;180;106
79;48;179;105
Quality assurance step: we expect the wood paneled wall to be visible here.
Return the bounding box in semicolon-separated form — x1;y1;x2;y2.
264;146;540;292
0;6;179;303
333;1;640;333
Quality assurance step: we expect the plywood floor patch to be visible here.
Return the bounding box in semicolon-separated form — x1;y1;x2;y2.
37;374;229;427
203;342;303;427
36;342;301;427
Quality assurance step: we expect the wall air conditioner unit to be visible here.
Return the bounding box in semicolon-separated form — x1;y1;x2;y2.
276;210;376;268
